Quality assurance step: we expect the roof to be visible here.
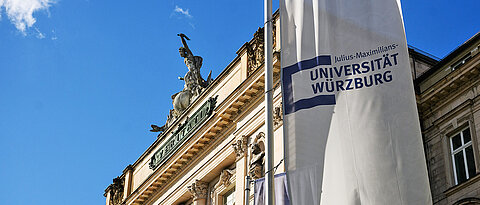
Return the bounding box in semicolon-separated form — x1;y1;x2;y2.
415;32;480;84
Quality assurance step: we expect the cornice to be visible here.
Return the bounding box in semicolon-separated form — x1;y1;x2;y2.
415;32;480;83
125;53;280;205
120;12;283;205
128;42;246;171
421;99;473;137
418;54;480;114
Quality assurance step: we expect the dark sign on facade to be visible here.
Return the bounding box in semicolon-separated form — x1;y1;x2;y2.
149;96;217;170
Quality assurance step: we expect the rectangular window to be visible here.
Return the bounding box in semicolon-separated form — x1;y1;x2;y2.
223;189;235;205
450;127;476;185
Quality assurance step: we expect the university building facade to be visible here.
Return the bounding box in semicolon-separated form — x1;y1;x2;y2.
104;12;480;205
415;33;480;204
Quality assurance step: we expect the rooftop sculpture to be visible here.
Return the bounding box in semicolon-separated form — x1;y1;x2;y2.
172;33;212;117
151;34;212;136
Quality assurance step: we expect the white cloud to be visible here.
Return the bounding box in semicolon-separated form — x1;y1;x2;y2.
0;0;55;34
174;5;192;18
34;27;44;39
51;29;57;40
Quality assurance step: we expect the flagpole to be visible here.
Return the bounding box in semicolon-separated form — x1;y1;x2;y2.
264;0;274;204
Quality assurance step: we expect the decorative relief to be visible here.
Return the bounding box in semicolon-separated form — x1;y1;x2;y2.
249;132;265;179
211;167;236;205
273;102;283;129
108;176;124;205
218;168;236;187
232;135;248;160
188;180;209;200
272;20;277;50
210;188;217;205
247;28;264;77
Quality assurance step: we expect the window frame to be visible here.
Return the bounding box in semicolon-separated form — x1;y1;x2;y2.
449;126;476;185
222;188;235;205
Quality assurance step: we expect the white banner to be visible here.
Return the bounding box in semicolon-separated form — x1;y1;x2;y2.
280;0;432;204
254;173;290;205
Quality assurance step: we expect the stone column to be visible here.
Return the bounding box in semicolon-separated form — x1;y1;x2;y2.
188;180;209;205
232;135;248;205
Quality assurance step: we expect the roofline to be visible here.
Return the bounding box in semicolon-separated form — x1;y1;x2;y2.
408;45;440;65
415;32;480;83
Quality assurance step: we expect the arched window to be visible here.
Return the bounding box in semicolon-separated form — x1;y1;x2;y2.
453;197;480;205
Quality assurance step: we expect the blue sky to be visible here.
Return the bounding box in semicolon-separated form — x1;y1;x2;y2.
0;0;478;204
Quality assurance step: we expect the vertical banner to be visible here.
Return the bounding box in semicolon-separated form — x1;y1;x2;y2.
280;0;432;204
254;173;290;205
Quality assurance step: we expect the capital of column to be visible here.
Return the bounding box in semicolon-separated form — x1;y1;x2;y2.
188;180;209;201
232;135;248;160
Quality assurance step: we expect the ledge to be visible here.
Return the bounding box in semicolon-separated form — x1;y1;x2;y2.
444;173;480;197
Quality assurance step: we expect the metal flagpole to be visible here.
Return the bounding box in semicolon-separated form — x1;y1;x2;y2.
264;0;274;204
245;176;251;205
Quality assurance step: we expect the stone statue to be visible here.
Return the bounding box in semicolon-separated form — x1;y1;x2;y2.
149;34;214;137
150;124;167;138
249;143;265;179
249;132;265;179
171;33;212;118
150;124;165;133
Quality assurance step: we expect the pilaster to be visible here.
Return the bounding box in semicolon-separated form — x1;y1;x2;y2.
232;135;248;205
104;189;112;205
123;164;133;200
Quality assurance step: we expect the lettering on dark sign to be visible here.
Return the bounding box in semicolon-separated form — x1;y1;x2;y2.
149;96;217;170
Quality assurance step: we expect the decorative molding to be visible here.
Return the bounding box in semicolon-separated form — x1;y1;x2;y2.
210;188;216;205
218;168;236;187
272;20;277;50
232;135;248;160
105;176;124;205
247;28;264;77
445;174;480;197
188;180;209;200
122;164;133;174
249;132;265;179
418;54;480;114
452;197;480;205
273;102;283;129
457;113;473;126
149;96;217;170
127;53;267;205
211;167;236;205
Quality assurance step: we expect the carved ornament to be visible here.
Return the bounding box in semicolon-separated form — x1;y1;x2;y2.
106;176;124;205
247;28;264;77
273;102;283;128
249;132;265;179
232;135;248;160
218;168;236;187
188;180;209;200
